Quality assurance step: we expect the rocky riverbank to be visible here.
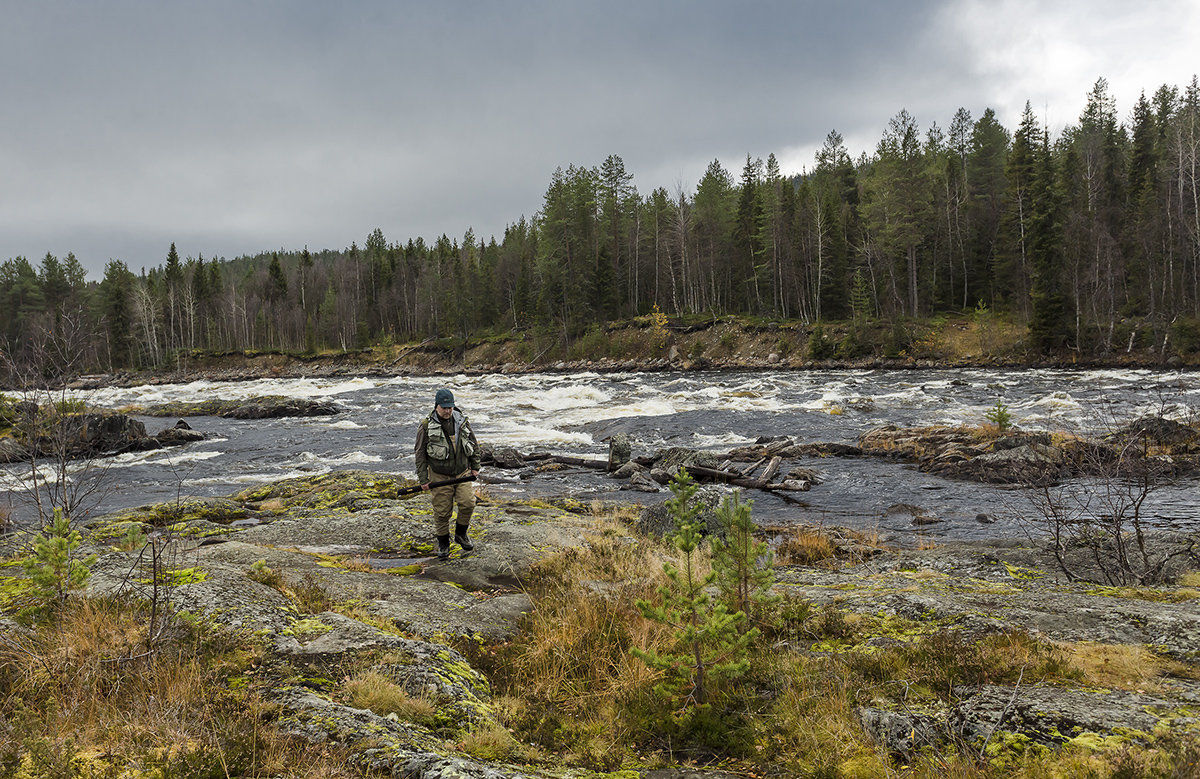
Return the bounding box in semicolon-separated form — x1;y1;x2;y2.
56;315;1199;390
4;469;1197;776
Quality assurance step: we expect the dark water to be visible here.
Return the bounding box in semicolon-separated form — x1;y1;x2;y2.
3;368;1198;544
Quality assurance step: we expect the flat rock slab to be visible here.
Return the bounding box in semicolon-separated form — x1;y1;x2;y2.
775;542;1200;660
778;538;1200;755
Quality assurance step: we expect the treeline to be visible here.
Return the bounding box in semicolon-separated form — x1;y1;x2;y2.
4;77;1200;372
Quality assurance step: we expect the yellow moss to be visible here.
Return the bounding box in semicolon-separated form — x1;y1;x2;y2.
1003;561;1045;580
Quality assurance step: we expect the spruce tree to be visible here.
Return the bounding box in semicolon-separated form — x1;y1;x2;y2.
1028;131;1072;351
21;507;97;619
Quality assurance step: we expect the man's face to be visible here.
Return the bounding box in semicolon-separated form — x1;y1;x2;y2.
436;405;454;420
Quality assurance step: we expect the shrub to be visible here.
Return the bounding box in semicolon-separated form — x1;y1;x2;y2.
710;490;779;622
807;323;836;361
1171;316;1200;355
776;527;837;566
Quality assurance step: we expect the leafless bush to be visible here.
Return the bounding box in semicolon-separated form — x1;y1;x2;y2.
2;310;114;526
1020;397;1199;585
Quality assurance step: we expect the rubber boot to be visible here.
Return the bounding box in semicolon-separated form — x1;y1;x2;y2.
435;534;451;560
454;523;474;551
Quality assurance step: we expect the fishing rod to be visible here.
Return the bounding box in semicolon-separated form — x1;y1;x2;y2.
397;474;477;496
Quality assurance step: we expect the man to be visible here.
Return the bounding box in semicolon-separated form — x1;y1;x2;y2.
414;387;481;560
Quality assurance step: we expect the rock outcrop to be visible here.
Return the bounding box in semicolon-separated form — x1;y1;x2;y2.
0;411;205;463
58;469;1200;775
79;470;603;777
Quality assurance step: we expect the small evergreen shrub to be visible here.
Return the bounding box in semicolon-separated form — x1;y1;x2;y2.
632;470;754;709
985;400;1013;431
21;507;97;621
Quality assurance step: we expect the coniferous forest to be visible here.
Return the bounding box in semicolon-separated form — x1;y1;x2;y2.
5;77;1200;371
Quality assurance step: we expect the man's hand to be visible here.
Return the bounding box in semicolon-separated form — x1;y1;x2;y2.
421;483;430;491
471;470;479;478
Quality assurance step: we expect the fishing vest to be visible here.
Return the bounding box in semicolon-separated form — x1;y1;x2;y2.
425;412;475;473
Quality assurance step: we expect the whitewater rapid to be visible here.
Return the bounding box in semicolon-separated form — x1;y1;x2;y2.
4;368;1198;542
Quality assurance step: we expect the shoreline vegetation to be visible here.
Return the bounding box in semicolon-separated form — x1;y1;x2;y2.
2;469;1198;778
61;312;1200;389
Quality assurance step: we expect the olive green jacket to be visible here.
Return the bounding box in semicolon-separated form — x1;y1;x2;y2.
414;407;480;485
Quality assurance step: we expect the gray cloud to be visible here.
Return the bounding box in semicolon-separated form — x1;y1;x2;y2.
2;0;1196;277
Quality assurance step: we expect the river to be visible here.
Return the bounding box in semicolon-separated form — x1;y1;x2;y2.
3;368;1198;544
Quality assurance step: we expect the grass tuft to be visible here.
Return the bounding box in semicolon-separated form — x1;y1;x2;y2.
345;670;437;724
775;527;837;566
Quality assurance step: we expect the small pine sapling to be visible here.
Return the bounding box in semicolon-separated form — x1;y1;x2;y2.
21;507;97;619
986;400;1013;431
710;489;779;626
632;469;754;709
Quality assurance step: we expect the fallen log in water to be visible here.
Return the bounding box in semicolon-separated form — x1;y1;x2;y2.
685;464;810;493
481;445;811;497
549;454;611;470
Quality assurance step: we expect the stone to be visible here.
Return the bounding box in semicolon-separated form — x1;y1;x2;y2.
0;437;27;463
607;432;632;469
612;460;645;478
636;486;724;537
153;421;206;446
621;471;661;492
655;446;720;474
489;446;525;469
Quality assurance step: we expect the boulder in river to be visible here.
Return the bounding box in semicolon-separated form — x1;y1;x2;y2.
130;396;341;419
152;419;206;446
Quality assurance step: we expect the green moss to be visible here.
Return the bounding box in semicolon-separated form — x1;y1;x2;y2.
1064;730;1138;752
165;521;239;539
386;565;422;576
231;471;404;512
0;574;35;611
282;617;333;641
136;567;209;586
982;731;1051;766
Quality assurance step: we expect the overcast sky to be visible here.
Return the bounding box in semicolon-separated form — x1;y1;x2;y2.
3;0;1198;279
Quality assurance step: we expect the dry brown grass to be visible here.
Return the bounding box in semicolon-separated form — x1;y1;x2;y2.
1061;642;1175;691
1179;571;1200;588
345;670;437;723
458;720;536;762
775;527;837;566
0;597;362;778
510;522;674;713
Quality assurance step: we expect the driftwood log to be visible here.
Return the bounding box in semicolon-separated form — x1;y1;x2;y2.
482;444;811;496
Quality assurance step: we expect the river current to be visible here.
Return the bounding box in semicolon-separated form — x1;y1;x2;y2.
3;368;1198;544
